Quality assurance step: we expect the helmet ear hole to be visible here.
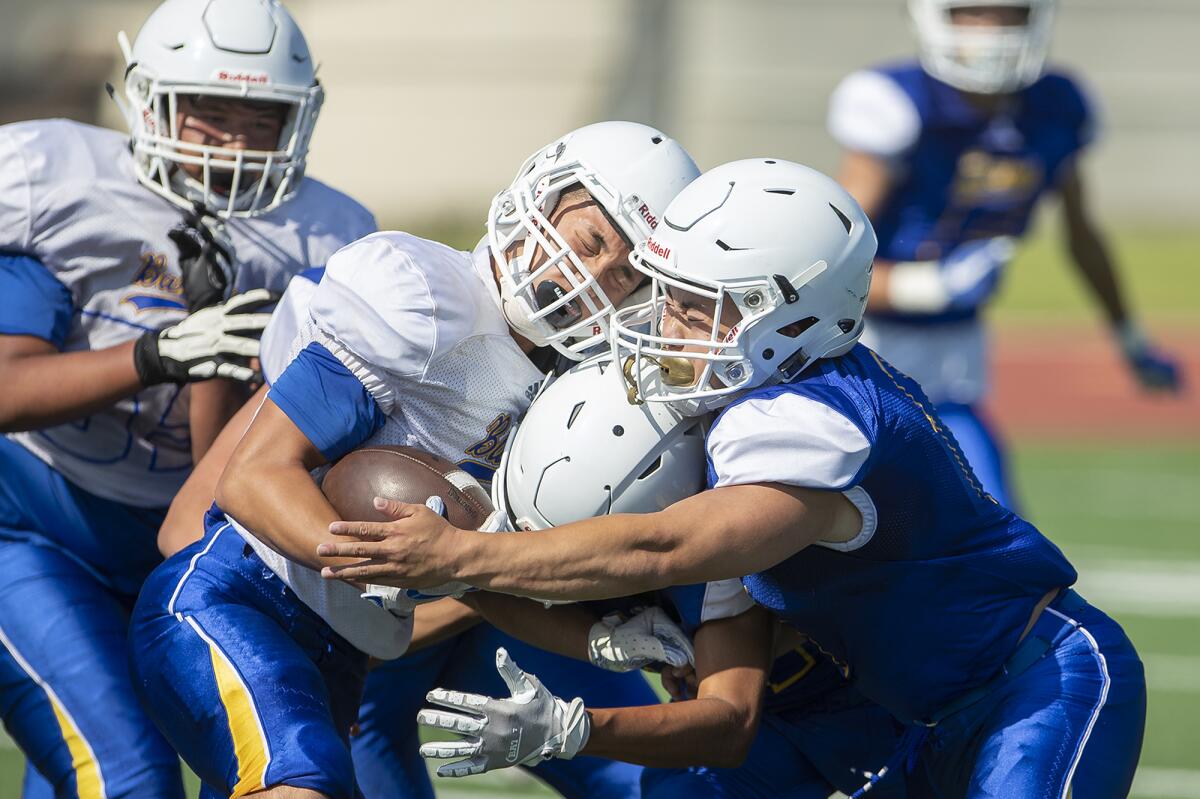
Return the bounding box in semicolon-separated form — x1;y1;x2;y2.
837;318;857;334
776;316;818;339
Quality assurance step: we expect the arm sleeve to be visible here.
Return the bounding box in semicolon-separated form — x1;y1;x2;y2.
0;254;73;348
268;340;385;462
707;392;872;491
827;70;923;158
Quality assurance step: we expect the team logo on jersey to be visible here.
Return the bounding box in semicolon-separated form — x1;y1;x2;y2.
458;413;514;483
952;150;1042;204
123;252;186;312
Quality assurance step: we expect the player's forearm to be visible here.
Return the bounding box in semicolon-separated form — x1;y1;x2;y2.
0;341;142;432
216;454;343;571
407;598;483;653
584;698;758;769
189;378;252;462
464;591;595;662
864;259;898;312
1067;223;1129;325
451;485;834;601
450;513;683;600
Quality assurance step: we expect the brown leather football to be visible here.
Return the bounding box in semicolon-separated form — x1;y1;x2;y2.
321;446;493;529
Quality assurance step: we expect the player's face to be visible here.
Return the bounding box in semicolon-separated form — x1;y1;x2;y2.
523;190;640;317
658;285;743;387
949;4;1030;28
174;95;288;193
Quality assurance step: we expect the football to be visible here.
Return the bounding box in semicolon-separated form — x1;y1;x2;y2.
321;445;494;529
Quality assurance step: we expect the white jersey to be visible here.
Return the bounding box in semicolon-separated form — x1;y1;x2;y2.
0;120;376;507
230;234;546;659
860;317;987;405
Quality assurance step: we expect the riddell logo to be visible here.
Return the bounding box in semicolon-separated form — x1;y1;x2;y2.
214;70;271;85
638;203;658;230
646;238;670;260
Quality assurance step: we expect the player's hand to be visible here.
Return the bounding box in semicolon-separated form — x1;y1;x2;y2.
319;496;464;588
133;289;277;386
660;664;699;702
1116;322;1182;392
417;647;590;777
169;205;237;313
587;607;695;673
939;237;1015;311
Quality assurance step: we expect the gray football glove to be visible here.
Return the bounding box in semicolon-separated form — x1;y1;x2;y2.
587;607;695;672
134;289;276;386
418;647;590;777
168;205;237;313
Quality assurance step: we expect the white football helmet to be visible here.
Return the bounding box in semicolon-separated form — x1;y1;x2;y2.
493;356;707;532
909;0;1057;94
612;159;877;416
117;0;323;217
488;122;700;360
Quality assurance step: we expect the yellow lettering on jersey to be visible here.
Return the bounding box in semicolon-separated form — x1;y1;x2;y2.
209;644;270;797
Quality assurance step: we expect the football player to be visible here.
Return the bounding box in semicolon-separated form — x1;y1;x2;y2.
153;266;665;799
128;122;699;799
320;159;1147;797
417;355;904;798
827;0;1181;506
0;0;374;795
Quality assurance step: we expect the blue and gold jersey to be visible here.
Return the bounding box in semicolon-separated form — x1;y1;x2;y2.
707;345;1078;723
830;60;1095;268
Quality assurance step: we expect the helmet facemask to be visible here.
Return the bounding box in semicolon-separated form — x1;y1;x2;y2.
910;0;1057;94
488;166;623;359
121;60;322;218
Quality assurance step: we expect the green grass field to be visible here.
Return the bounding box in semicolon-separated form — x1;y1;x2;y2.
1;226;1195;796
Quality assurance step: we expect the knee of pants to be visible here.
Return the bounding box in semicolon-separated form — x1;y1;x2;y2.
129;586;362;799
0;540;183;799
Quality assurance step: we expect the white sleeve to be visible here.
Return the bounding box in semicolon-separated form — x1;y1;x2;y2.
827;70;922;158
309;233;438;383
260;272;320;384
707;393;871;491
0;127;33;252
699;579;755;624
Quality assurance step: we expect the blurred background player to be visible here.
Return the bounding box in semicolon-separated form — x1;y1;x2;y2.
128;122;698;799
0;0;374;796
417;356;904;799
827;0;1182;507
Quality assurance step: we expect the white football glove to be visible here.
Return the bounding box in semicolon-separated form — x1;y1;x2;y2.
887;237;1015;314
587;607;695;672
133;289;276;385
418;647;589;777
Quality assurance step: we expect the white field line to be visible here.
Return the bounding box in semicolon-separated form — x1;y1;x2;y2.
1132;767;1200;799
1072;557;1200;618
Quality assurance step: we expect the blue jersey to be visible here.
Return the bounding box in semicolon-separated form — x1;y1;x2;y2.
829;60;1095;270
704;345;1077;724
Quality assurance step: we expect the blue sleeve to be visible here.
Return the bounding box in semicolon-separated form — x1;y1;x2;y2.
0;253;73;348
268;341;385;461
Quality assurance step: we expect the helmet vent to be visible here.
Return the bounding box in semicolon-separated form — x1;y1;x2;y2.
829;203;853;234
715;239;748;252
637;455;664;480
764;188;795;196
651;135;664;144
838;318;856;334
567;402;585;429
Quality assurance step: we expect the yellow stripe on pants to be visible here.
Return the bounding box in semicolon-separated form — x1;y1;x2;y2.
209;644;270;797
48;696;105;799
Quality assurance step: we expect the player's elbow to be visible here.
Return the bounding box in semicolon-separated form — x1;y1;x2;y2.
213;449;251;517
707;708;759;768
